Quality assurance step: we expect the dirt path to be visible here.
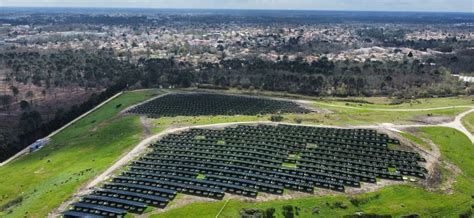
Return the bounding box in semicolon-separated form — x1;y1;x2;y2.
140;116;152;136
440;108;474;143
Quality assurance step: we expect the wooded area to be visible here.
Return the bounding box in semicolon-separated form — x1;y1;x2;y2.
0;48;472;162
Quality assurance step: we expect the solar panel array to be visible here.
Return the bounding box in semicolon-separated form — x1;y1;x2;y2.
127;93;311;117
63;124;426;218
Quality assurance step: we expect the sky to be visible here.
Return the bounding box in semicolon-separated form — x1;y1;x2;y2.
1;0;473;13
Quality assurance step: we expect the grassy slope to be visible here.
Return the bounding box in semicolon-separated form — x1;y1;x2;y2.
462;112;474;135
399;131;431;151
421;127;474;178
151;127;474;218
0;90;163;217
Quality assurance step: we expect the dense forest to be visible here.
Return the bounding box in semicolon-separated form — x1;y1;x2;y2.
0;50;139;88
1;49;470;97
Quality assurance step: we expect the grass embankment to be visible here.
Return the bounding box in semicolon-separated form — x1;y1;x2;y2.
462;112;474;135
399;131;431;151
151;127;474;218
0;89;163;217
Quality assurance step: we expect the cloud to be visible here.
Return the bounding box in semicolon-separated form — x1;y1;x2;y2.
1;0;473;12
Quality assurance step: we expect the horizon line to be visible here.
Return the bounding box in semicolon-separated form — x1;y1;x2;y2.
1;6;473;14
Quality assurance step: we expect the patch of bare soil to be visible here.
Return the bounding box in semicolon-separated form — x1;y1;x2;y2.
425;162;442;189
140;116;152;137
410;115;453;125
347;180;405;195
295;100;332;114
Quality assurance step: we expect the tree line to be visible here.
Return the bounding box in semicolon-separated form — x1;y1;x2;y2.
1;49;470;99
0;49;471;162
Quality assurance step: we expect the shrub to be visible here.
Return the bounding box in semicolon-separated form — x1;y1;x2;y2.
333;201;348;209
270;115;284;122
401;214;420;218
294;118;303;124
350;194;380;207
240;208;264;218
264;208;275;218
312;207;320;214
0;196;23;212
282;205;294;218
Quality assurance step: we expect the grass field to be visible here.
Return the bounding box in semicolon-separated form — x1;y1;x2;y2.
149;127;474;218
0;89;163;217
462;112;474;135
0;89;472;217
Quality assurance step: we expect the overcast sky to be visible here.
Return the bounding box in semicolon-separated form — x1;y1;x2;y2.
1;0;473;13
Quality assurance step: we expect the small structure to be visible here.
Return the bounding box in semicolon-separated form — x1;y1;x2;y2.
453;74;474;83
29;138;50;153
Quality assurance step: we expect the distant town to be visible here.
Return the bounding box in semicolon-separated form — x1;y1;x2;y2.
1;10;473;65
